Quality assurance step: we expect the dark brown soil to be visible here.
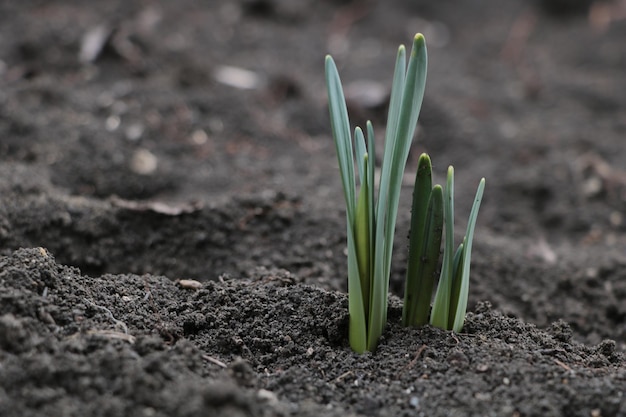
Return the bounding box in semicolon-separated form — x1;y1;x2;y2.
1;1;625;416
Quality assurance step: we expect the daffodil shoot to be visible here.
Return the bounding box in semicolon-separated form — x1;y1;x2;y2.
325;34;484;353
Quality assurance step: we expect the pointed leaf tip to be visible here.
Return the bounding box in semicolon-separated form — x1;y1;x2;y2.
411;34;427;59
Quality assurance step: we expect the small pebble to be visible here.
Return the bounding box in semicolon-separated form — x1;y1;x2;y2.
178;279;203;290
125;123;145;141
130;148;158;175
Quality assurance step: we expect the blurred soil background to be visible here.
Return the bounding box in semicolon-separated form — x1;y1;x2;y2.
0;1;625;416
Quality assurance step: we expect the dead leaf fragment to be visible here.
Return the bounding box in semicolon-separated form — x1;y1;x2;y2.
214;65;263;89
178;279;203;290
110;196;202;216
87;329;136;344
79;24;112;63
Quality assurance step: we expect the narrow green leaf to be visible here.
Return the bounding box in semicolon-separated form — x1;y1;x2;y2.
366;121;376;216
355;153;371;322
403;175;443;327
355;127;367;185
346;222;367;353
368;34;428;350
431;166;455;329
376;45;407;223
380;33;428;301
451;178;485;332
403;154;435;326
367;262;386;351
448;241;465;329
393;34;428;180
325;56;356;221
366;43;408;352
366;121;376;296
326;55;367;352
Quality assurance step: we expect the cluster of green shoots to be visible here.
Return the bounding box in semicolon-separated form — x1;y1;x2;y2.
325;34;485;353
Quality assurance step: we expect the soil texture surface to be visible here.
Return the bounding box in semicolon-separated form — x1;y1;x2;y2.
1;1;625;416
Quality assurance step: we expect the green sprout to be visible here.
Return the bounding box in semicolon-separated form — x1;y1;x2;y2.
402;154;443;327
325;34;427;353
430;168;485;331
403;160;485;331
326;34;485;352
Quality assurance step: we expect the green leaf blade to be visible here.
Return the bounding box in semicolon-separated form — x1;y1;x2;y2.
380;33;428;289
404;184;443;326
448;241;465;330
451;178;485;332
403;154;443;326
355;127;367;185
346;222;367;353
355;153;371;322
376;45;407;222
431;166;455;329
325;56;356;221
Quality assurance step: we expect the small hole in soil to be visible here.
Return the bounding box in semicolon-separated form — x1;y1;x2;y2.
242;0;275;17
605;305;625;324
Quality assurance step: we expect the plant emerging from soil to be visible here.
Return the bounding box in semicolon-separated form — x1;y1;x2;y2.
325;34;427;353
326;34;485;353
403;157;485;331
